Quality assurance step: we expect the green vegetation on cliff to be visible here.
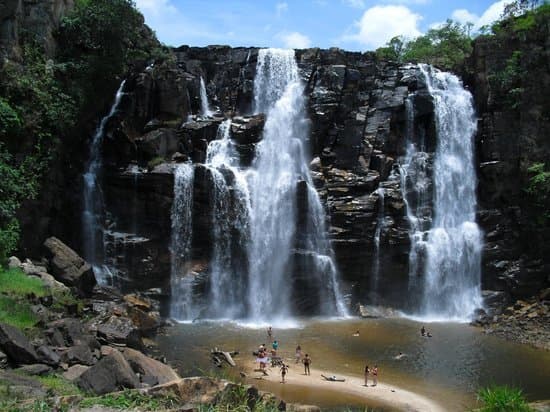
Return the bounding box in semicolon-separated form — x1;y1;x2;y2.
0;0;164;263
376;20;473;71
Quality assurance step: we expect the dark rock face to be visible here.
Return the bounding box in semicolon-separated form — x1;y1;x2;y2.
468;25;550;301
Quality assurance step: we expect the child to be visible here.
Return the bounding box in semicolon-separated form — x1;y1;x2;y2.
281;363;289;383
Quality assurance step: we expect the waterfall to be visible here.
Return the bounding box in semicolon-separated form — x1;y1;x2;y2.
170;163;196;320
82;80;126;285
401;65;482;321
200;76;213;117
370;188;385;304
420;65;483;320
247;48;346;321
204;120;251;318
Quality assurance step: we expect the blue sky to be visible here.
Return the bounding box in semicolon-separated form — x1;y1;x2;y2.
135;0;514;50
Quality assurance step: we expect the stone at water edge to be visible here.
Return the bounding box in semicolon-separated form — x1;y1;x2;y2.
0;322;39;365
43;237;96;296
121;347;179;385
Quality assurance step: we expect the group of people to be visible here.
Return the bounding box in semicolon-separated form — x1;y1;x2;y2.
363;364;379;386
420;325;433;338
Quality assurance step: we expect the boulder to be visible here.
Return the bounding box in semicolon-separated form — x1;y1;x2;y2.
77;350;139;395
97;316;142;349
63;364;90;381
43;237;96;295
127;307;162;335
21;259;47;275
64;344;95;366
0;322;39;365
37;345;60;366
33;272;70;294
7;256;21;269
122;347;179;385
146;376;228;404
0;349;8;369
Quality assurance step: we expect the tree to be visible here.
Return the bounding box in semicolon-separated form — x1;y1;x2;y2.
375;36;405;62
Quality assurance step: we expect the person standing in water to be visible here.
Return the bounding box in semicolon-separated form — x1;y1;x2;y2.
302;353;311;375
364;364;370;386
267;326;273;341
372;365;378;386
280;363;289;383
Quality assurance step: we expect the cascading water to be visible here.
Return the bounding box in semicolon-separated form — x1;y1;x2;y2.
200;76;213;117
247;48;346;321
82;80;126;285
204;120;251;318
170;163;196;320
401;65;482;321
370;188;385;304
420;65;482;320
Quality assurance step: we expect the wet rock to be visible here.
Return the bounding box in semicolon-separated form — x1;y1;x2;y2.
43;237;96;296
0;322;39;365
136;128;179;159
127;307;161;335
77;350;139;395
230;114;265;144
122;347;179;385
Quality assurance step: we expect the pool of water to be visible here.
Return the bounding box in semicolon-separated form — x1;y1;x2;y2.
153;317;550;411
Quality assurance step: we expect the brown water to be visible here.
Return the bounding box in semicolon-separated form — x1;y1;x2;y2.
154;317;550;411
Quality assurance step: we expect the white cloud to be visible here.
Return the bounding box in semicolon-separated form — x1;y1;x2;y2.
134;0;177;17
385;0;429;4
278;31;312;49
341;5;422;49
447;1;515;31
342;0;365;8
276;2;288;16
452;9;479;25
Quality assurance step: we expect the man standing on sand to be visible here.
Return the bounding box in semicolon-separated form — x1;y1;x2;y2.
364;364;370;386
302;353;311;375
372;365;378;386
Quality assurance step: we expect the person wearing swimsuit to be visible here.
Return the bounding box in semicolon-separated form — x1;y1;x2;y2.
302;353;311;375
364;364;370;386
372;365;378;386
281;363;289;383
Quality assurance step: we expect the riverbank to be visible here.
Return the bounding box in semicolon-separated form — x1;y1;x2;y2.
243;362;446;412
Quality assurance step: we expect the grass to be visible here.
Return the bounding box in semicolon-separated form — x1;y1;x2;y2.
476;386;533;412
0;268;47;298
0;295;38;330
37;374;82;397
79;390;179;410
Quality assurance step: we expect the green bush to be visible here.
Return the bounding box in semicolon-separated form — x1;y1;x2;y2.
476;385;533;411
526;162;550;223
79;390;178;410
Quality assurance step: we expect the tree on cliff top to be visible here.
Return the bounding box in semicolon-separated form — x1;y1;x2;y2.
375;20;472;71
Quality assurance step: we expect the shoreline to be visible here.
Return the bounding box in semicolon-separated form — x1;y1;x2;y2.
242;361;446;412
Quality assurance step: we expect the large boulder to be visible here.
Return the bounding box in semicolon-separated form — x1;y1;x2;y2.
43;237;96;295
122;347;179;385
77;350;139;395
96;316;142;349
0;323;39;365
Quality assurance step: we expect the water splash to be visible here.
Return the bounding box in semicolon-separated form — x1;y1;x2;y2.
82;80;126;285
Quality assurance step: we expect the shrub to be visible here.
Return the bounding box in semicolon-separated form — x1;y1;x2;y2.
477;385;533;411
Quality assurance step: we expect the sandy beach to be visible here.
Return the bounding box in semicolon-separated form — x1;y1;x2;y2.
243;360;446;412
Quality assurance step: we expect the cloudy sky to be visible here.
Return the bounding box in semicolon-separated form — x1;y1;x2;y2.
135;0;514;50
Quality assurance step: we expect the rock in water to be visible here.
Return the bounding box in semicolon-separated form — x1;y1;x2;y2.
43;237;96;295
0;323;39;365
